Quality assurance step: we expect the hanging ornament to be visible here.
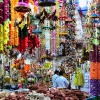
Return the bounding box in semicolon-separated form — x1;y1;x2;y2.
14;0;31;12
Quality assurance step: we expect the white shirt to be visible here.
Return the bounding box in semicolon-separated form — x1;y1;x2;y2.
52;74;59;88
55;76;69;88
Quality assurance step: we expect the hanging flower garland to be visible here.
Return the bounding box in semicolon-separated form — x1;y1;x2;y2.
0;0;10;52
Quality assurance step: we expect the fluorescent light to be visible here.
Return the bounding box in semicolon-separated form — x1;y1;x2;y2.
79;0;87;7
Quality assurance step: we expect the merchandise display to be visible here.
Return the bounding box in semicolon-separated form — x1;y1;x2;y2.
0;0;100;100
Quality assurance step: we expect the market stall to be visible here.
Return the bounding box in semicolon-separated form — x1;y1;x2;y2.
0;0;99;99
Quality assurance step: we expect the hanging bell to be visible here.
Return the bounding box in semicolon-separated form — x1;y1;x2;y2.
32;20;42;34
14;0;31;12
38;0;56;6
32;25;42;34
42;19;51;30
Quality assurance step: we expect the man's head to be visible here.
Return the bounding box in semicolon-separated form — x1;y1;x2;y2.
59;71;64;76
54;70;59;75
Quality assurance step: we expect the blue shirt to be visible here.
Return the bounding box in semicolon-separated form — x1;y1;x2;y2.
52;74;59;88
55;76;69;88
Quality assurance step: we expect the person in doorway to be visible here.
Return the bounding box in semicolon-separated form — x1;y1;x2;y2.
52;70;59;88
55;71;69;89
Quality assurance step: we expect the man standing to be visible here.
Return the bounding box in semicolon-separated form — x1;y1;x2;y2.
52;70;59;88
55;71;69;89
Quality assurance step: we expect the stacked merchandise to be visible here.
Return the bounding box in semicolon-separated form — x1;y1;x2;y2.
0;83;89;100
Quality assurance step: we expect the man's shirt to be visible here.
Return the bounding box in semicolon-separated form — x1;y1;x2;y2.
55;76;69;88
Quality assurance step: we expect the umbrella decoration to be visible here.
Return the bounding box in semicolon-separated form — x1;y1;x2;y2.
14;0;31;12
38;0;56;6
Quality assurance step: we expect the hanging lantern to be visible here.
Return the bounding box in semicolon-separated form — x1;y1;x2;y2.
14;0;31;12
58;2;68;20
38;0;56;6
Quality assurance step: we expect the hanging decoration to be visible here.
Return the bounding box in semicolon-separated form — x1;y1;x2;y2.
51;22;56;56
14;0;31;53
28;34;40;53
0;0;10;52
64;0;76;69
86;0;100;97
58;2;68;36
74;68;84;87
40;32;46;59
9;0;19;46
55;0;60;49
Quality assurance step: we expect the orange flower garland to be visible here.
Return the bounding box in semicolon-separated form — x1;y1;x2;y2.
9;0;19;46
